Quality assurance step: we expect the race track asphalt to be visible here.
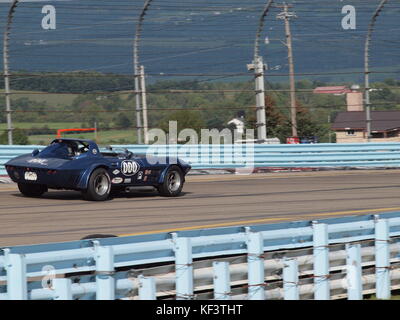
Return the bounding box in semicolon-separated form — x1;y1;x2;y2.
1;169;400;246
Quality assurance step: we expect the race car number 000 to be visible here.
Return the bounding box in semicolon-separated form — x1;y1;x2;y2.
121;160;140;176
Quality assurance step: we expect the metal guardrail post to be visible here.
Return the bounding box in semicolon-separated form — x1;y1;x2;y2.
247;231;265;300
138;275;156;300
213;261;231;300
283;258;299;300
375;217;390;299
313;222;330;300
174;236;194;300
4;251;27;300
345;243;362;300
53;278;73;300
95;245;115;300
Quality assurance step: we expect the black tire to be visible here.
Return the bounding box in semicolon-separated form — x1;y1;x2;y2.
17;183;47;197
158;165;184;197
82;168;111;201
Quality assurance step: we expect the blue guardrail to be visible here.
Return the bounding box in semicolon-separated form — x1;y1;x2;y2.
0;211;400;300
2;142;400;175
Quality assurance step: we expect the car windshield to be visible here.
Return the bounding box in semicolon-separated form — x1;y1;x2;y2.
39;140;89;159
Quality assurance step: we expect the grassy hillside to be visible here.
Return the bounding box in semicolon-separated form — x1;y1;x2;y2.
0;90;78;107
27;129;136;146
0;122;136;145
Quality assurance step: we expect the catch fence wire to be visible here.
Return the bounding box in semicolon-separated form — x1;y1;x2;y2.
1;1;399;77
1;0;400;144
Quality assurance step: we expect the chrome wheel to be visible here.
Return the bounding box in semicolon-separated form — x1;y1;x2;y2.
82;168;111;201
94;174;110;196
167;171;182;192
158;166;184;197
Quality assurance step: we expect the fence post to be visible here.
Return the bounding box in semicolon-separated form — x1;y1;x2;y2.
345;243;362;300
5;251;27;300
283;258;299;300
313;222;330;300
53;278;73;300
213;261;231;300
138;275;156;300
174;237;193;300
95;245;115;300
247;231;265;300
375;217;391;299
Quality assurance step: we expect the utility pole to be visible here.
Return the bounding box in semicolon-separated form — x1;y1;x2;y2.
365;0;387;142
94;121;98;142
247;57;267;142
133;0;153;144
276;3;298;138
140;65;149;144
248;0;275;143
133;61;142;144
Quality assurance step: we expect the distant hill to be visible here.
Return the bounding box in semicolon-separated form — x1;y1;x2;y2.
0;0;399;83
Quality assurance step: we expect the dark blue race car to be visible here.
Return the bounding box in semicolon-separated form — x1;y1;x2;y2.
5;138;191;201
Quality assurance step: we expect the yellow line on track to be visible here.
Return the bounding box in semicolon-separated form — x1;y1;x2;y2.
118;206;400;237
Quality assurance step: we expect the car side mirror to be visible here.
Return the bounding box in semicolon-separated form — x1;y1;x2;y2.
32;149;40;156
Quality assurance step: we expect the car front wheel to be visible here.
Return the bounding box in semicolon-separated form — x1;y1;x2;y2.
158;166;184;197
82;168;111;201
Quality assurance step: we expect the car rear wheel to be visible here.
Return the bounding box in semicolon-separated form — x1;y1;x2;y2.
82;168;111;201
158;165;184;197
18;183;47;197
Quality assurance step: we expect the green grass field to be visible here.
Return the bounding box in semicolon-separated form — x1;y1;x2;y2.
0;122;137;145
0;90;79;107
1;89;134;107
1;90;136;146
27;129;137;146
0;122;83;130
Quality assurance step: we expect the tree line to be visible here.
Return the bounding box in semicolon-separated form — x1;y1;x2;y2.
1;72;400;144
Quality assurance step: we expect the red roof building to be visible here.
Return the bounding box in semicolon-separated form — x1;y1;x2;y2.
332;111;400;143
